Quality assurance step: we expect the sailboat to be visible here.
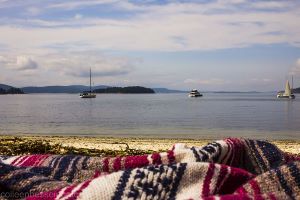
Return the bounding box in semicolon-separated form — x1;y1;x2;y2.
79;68;96;98
277;77;295;99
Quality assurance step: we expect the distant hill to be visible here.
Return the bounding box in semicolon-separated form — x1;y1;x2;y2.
0;84;14;90
292;87;300;93
22;85;108;93
152;88;187;93
0;84;24;94
94;86;155;94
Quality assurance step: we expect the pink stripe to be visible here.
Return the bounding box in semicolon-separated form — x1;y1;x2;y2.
66;179;93;200
36;155;50;166
202;163;215;197
21;155;38;166
14;156;29;166
11;156;22;165
249;179;261;195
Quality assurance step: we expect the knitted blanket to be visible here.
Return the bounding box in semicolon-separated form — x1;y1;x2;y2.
0;138;299;200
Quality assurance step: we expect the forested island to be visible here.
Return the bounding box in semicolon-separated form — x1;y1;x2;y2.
0;86;24;94
94;86;155;94
292;87;300;93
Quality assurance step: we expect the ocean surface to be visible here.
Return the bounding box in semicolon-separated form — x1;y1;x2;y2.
0;93;300;139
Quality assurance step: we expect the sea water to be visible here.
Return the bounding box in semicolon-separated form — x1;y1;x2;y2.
0;93;299;139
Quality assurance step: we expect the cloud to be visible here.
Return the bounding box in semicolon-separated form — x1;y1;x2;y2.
0;1;300;51
39;52;137;78
48;0;119;10
15;56;38;70
184;78;229;85
26;7;41;16
289;58;300;77
0;55;9;64
74;14;83;20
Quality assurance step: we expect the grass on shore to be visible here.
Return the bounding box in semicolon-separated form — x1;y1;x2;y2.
0;137;155;157
0;136;299;157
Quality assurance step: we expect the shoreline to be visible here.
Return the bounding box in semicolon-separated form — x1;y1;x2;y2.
0;135;299;155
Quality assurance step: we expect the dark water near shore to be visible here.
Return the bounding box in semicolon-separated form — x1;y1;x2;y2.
0;93;300;139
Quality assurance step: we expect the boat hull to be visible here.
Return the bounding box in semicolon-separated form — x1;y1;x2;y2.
80;94;96;98
189;94;203;97
276;94;295;99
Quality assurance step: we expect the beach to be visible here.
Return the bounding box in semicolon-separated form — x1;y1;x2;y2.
0;135;299;156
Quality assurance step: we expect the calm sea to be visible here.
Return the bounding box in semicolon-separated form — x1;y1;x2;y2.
0;93;300;139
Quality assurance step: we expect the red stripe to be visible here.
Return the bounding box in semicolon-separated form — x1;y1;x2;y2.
113;157;122;171
220;140;232;164
61;185;77;198
103;157;110;172
14;155;29;166
214;164;228;193
36;155;50;166
249;179;261;195
11;156;23;165
235;186;248;195
254;195;265;200
151;153;162;165
21;155;38;166
268;193;277;200
202;163;215;197
124;155;149;169
167;150;175;164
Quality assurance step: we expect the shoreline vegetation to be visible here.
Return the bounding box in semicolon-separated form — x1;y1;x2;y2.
0;135;299;156
2;82;300;94
0;87;24;95
93;86;155;94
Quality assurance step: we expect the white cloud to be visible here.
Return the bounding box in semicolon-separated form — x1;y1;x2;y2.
0;55;9;64
38;51;137;78
26;7;41;16
290;58;300;77
15;56;38;70
48;0;119;10
0;1;299;52
74;14;83;20
184;78;229;85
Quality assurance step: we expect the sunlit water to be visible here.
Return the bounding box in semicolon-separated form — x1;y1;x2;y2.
0;93;300;139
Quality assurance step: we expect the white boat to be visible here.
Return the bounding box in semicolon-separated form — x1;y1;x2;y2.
80;68;96;98
277;78;295;99
188;89;203;97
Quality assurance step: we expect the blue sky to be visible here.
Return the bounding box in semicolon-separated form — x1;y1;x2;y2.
0;0;300;91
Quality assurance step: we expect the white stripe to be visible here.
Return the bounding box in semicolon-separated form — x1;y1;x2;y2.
55;187;68;200
0;156;20;165
210;164;221;194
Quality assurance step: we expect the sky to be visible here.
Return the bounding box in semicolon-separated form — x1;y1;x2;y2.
0;0;300;91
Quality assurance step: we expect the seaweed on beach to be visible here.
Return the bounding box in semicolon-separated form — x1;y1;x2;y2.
0;137;155;157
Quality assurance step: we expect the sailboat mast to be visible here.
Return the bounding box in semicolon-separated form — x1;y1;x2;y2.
292;75;294;93
90;67;92;93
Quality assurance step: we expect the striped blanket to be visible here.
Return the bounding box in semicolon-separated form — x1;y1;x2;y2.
0;138;299;200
